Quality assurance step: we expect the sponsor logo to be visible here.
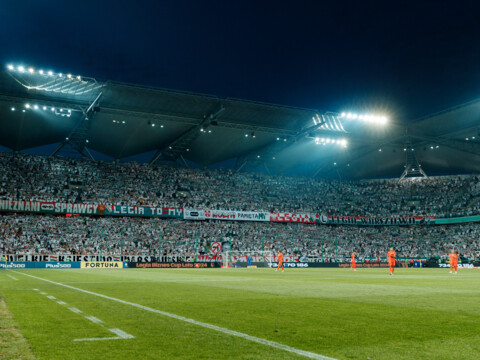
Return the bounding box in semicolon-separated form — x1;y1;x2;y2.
81;262;123;269
45;263;72;269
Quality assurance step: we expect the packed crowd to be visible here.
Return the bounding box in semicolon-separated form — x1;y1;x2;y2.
1;214;479;262
1;152;480;217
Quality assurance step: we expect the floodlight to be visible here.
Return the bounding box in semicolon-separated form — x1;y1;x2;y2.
58;73;63;77
22;110;25;113
341;112;346;117
352;114;358;119
39;70;44;75
48;71;53;76
43;106;47;110
67;74;72;78
257;155;260;158
51;107;55;111
341;139;347;147
160;125;164;128
77;76;81;80
28;67;34;73
245;134;248;137
200;128;204;132
122;121;125;124
7;64;14;70
283;138;287;141
86;139;89;143
272;157;276;160
326;139;331;143
152;123;155;127
25;104;30;108
186;148;190;152
347;113;352;119
276;137;280;141
11;107;15;111
379;148;382;152
18;66;25;72
208;130;212;133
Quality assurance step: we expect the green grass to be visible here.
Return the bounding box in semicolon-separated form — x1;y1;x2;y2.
1;268;480;359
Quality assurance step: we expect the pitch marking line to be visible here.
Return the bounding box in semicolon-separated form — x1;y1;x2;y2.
6;274;18;280
32;288;134;342
20;272;335;360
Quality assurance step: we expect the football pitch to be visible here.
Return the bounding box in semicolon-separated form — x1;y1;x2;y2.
1;268;480;360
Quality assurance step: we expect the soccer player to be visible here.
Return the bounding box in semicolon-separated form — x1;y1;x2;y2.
351;252;356;271
276;251;284;272
449;250;458;274
387;247;396;275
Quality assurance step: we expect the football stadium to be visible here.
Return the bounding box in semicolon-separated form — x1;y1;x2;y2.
2;2;480;360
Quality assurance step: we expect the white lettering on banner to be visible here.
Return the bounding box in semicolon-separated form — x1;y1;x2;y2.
270;212;316;223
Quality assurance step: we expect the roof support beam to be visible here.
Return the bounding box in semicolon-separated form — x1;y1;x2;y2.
49;92;102;159
150;104;225;165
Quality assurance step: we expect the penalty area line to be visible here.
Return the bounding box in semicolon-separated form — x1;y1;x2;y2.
12;271;336;360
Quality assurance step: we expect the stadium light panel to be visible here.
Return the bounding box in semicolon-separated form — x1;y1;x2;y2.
11;107;15;111
28;67;35;73
18;66;25;72
7;64;14;70
51;107;55;111
67;74;72;78
58;73;63;77
39;70;44;74
25;104;30;109
161;125;164;128
43;106;47;110
22;110;25;112
48;71;53;76
340;112;388;125
245;134;249;137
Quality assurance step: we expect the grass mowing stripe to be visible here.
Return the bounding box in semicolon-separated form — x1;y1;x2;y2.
12;270;336;360
0;296;36;360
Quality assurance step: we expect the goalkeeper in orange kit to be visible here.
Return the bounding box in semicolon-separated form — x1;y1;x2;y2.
351;252;356;271
387;247;396;275
449;250;458;274
275;251;284;272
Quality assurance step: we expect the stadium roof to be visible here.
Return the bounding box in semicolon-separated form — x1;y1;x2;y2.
1;65;480;178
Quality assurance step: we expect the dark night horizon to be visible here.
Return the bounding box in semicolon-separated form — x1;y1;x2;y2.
1;1;480;122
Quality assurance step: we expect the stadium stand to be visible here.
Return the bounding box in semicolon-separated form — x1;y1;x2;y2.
1;152;480;263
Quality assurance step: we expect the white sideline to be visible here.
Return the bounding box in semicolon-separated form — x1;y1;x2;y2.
13;271;336;360
32;288;134;342
6;274;18;280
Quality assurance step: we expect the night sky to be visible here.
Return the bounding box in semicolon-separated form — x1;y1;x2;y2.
2;0;480;123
